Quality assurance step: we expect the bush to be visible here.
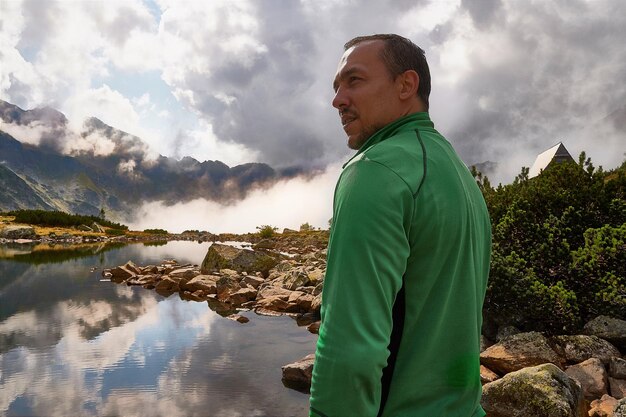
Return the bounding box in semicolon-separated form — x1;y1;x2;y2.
106;228;126;236
482;154;626;334
9;209;128;230
300;222;314;232
256;225;277;239
143;228;168;235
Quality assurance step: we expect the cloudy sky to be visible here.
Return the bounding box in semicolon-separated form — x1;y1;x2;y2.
1;0;625;231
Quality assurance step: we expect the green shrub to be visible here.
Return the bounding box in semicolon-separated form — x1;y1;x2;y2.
9;209;128;230
256;225;277;239
482;154;626;334
106;228;126;236
143;228;168;235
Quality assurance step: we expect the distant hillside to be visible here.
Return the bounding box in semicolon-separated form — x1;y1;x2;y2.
0;100;288;221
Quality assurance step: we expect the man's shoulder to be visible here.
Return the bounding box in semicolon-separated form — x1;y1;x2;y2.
361;129;434;186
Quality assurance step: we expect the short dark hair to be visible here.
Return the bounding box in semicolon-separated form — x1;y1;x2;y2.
344;34;431;110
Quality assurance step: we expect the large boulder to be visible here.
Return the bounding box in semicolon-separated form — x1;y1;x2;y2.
0;225;36;239
200;243;275;275
255;286;293;311
216;275;242;302
564;357;609;400
481;363;585;417
584;316;626;352
610;358;626;379
552;335;621;365
281;354;314;393
610;377;626;399
480;331;564;374
155;276;180;294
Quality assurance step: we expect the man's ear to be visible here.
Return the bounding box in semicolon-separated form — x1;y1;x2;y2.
397;70;419;100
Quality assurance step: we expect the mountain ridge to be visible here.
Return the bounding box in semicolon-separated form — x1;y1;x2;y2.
0;100;288;222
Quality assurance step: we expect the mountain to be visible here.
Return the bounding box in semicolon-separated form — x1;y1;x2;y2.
0;100;284;221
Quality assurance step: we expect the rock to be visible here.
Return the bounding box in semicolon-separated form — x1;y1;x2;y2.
552;335;621;365
181;275;218;294
216;275;242;302
200;243;274;274
480;365;500;384
480;331;564;374
253;239;276;250
610;358;626;379
109;265;136;282
481;363;585;417
206;297;237;317
279;267;310;290
142;265;159;274
496;325;522;342
77;224;93;232
282;228;298;234
307;321;320;334
615;397;626;417
123;261;142;275
610;377;626;399
307;268;325;284
310;294;322;313
281;354;315;393
564;357;609;400
125;274;159;287
155;276;180;294
227;288;258;306
312;282;323;296
91;222;105;233
588;394;618;417
169;266;199;279
481;335;494;353
0;225;36;239
287;291;314;313
228;314;250;324
585;316;626;352
242;275;265;289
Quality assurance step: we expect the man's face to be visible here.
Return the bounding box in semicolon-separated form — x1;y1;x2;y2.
332;40;402;150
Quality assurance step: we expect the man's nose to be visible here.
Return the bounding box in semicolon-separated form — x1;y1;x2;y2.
332;87;348;109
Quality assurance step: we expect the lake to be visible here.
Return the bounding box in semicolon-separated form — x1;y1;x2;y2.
0;240;317;417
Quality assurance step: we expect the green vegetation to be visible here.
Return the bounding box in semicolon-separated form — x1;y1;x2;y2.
8;209;128;230
143;228;169;235
478;153;626;334
300;222;315;232
105;228;126;236
256;224;278;239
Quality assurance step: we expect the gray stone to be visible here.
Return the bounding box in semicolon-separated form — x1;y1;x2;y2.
496;325;522;342
610;377;626;399
280;267;310;290
77;224;93;232
0;225;36;239
481;363;585;417
552;335;621;365
200;243;274;274
585;316;626;352
480;331;564;374
611;358;626;379
564;357;608;400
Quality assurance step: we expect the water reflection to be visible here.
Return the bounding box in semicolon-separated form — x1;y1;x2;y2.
0;241;315;416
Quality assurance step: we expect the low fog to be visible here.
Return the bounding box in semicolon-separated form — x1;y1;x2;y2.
128;164;341;234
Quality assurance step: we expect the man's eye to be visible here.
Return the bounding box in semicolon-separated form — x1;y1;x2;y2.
348;76;361;84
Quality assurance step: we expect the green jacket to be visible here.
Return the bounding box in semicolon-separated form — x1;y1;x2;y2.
309;113;491;417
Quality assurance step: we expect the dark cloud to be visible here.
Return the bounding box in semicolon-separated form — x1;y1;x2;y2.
443;0;626;179
461;0;503;29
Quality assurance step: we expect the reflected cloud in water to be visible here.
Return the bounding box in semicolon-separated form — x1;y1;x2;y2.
0;242;314;416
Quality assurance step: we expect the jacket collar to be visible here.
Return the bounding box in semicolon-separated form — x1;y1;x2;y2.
342;112;434;168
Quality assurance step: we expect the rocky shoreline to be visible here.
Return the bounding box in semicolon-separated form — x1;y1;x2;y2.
101;238;626;417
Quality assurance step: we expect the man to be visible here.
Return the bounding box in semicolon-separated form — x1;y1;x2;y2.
309;34;491;417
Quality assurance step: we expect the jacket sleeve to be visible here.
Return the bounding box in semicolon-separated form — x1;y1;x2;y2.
309;159;413;417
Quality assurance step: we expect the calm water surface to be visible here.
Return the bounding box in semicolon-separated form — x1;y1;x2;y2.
0;241;316;417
